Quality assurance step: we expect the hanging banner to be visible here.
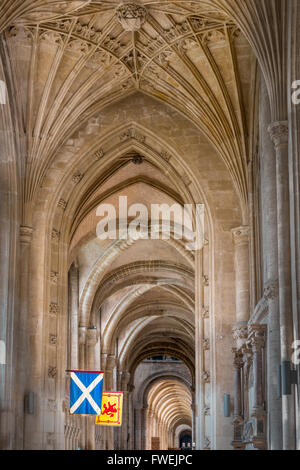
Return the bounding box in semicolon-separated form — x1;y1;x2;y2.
95;391;123;426
69;370;104;415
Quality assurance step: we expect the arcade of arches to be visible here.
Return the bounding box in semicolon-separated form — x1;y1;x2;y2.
0;0;300;451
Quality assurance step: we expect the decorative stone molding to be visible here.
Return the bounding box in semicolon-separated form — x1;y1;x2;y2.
48;366;57;379
202;275;209;286
116;3;147;31
268;120;289;147
202;404;210;416
20;225;33;245
263;279;279;301
202;338;210;350
49;303;59;315
94;148;104;160
57;199;67;210
50;271;59;284
72;172;84;184
51;229;60;241
231;226;249;246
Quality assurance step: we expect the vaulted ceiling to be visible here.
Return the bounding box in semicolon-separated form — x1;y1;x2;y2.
2;1;256;222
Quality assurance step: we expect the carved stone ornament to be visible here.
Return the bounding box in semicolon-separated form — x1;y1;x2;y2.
50;271;59;284
51;229;60;241
48;366;57;379
202;307;209;319
232;324;248;342
94;148;104;160
49;303;59;315
120;127;145;143
116;3;147;31
202;371;210;383
49;334;57;345
72;172;84;184
263;279;279;301
132;154;143;165
57;198;67;210
268;121;289;147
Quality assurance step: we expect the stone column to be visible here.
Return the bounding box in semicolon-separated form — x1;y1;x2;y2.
259;75;282;449
194;249;204;449
78;326;86;370
78;326;86;449
231;226;250;325
248;325;267;449
120;371;131;450
141;406;147;450
17;226;33;448
105;355;116;450
86;328;98;450
69;263;79;370
134;406;142;450
232;348;244;419
232;348;244;449
249;326;266;412
268;121;296;449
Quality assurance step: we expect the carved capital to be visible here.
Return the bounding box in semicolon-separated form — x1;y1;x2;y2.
232;348;244;369
231;226;249;246
268;121;288;147
233;324;248;343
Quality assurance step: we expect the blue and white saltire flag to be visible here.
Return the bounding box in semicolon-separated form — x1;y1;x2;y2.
70;371;104;415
